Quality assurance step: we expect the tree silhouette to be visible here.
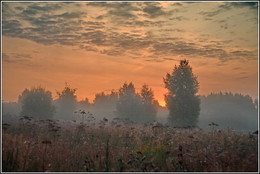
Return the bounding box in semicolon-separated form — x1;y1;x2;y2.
54;83;77;120
92;90;119;119
78;97;91;108
164;59;200;127
140;84;157;122
116;82;142;122
116;82;158;123
18;87;55;119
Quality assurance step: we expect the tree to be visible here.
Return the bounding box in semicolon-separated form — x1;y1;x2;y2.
164;59;200;127
78;97;91;108
54;84;77;120
199;92;258;131
18;87;55;119
92;90;118;119
116;82;142;122
140;84;157;122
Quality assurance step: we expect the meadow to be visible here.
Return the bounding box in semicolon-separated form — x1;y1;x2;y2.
2;115;258;172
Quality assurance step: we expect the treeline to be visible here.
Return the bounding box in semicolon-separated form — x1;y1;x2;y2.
3;82;159;124
3;89;258;131
2;60;258;131
198;92;258;131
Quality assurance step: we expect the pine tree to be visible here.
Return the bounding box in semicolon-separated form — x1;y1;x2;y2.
164;59;200;127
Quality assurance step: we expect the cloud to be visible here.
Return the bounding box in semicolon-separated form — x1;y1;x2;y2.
108;9;136;20
169;16;188;21
2;53;10;62
142;3;169;18
22;9;38;15
3;53;32;63
57;12;85;19
238;76;249;79
229;2;258;10
200;2;258;19
199;9;222;17
159;28;185;33
2;2;257;63
27;3;62;12
121;20;167;27
218;2;258;12
88;2;140;20
171;3;183;7
2;20;24;38
163;57;179;61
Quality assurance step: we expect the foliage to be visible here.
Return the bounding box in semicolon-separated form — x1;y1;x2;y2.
92;90;119;119
164;59;200;127
199;92;258;131
116;82;142;122
18;87;55;119
54;84;77;120
2;118;258;172
140;84;157;122
94;90;118;106
78;97;91;108
116;82;157;123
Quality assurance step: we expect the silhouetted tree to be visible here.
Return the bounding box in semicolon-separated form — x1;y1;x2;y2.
18;87;55;119
116;82;142;122
164;59;200;127
140;84;157;122
55;84;77;120
92;90;118;119
94;92;117;105
78;97;91;108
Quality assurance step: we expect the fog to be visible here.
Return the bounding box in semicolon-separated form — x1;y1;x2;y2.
198;92;258;132
2;91;258;132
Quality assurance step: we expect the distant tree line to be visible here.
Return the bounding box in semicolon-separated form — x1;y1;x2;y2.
2;60;258;131
199;92;258;131
16;82;159;124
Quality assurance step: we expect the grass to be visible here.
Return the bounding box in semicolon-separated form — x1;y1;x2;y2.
2;116;258;172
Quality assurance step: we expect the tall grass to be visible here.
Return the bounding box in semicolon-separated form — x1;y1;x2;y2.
2;116;258;172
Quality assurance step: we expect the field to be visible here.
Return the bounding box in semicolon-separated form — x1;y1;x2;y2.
2;116;258;172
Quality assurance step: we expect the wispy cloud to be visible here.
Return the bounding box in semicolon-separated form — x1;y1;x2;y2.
3;52;32;63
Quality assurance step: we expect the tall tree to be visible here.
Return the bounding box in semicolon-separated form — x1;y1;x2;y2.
164;59;200;127
55;83;77;120
116;82;142;122
18;87;55;119
140;84;157;122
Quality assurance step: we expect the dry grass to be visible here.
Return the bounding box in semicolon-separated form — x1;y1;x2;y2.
2;116;258;172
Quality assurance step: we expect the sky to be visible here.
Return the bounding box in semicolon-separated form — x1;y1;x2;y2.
2;1;259;106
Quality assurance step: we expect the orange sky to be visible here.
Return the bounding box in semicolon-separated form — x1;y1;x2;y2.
2;2;258;106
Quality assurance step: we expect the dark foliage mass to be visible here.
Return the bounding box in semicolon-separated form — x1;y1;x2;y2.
54;84;77;120
92;90;118;119
164;60;200;127
199;92;258;131
18;87;55;119
116;82;157;123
